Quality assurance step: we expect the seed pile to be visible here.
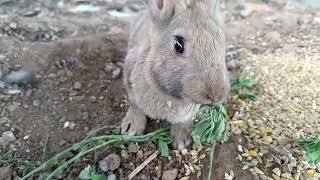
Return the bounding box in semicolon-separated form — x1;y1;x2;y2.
230;47;320;179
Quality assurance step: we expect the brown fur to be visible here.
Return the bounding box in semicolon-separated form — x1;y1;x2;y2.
121;0;229;149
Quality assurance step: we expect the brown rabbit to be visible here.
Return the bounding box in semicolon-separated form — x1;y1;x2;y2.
121;0;229;150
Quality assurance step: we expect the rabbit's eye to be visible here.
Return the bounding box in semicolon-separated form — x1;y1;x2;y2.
174;36;185;55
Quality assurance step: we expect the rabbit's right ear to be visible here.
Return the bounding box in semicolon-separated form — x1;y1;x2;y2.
143;0;175;26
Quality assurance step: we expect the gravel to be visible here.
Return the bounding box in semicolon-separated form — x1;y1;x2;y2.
229;41;320;179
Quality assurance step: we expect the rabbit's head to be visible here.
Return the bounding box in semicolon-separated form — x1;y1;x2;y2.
144;0;229;105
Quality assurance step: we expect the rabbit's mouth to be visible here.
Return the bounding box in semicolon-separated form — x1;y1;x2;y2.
181;94;213;105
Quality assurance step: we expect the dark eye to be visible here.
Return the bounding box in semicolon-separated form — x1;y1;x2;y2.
174;36;185;55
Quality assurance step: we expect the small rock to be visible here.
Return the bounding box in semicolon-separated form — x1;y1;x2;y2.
63;121;76;129
99;153;121;172
73;82;81;90
181;149;188;156
98;159;108;172
107;174;117;180
0;131;16;148
23;135;30;140
33;99;40;107
9;22;17;29
112;67;121;79
2;131;16;141
161;169;178;180
121;150;129;159
127;142;140;153
89;96;97;103
0;165;13;180
272;168;281;176
136;150;143;159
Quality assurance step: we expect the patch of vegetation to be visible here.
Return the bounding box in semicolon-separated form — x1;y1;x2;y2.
20;128;171;180
79;165;105;180
297;135;320;163
0;148;15;167
231;77;260;101
192;104;228;180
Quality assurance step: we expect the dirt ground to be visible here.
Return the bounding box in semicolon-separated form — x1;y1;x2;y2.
0;0;319;180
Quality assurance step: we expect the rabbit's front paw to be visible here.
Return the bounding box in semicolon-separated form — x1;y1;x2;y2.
171;122;193;150
121;107;147;136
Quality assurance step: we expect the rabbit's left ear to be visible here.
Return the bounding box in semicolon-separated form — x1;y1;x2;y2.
144;0;175;26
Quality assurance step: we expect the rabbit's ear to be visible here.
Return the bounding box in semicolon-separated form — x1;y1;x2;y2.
201;0;224;26
144;0;174;25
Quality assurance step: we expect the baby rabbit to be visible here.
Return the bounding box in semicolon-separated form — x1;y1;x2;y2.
121;0;229;150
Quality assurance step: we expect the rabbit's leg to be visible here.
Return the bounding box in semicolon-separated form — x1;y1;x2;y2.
121;105;147;136
171;120;193;150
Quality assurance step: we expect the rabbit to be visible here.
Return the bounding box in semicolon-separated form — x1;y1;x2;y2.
121;0;229;150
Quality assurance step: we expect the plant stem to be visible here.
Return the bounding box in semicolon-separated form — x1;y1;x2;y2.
207;141;216;180
45;138;121;180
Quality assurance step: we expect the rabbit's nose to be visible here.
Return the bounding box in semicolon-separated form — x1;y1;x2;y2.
206;84;229;104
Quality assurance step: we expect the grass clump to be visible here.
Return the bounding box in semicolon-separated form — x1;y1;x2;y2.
297;135;320;163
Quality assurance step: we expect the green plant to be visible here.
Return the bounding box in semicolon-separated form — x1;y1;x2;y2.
79;165;105;180
231;77;260;101
297;135;320;163
192;104;228;180
20;128;171;180
0;148;15;167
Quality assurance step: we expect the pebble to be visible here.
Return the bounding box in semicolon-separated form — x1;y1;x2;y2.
127;142;140;153
272;168;281;176
181;149;188;156
89;96;97;103
23;135;30;140
63;121;76;129
107;174;117;180
136;150;143;159
74;82;81;90
33;99;40;107
112;67;121;79
9;22;17;29
0;131;16;148
99;153;121;172
121;150;129;159
161;169;178;180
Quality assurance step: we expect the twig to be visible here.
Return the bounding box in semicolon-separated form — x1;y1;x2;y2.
128;150;159;179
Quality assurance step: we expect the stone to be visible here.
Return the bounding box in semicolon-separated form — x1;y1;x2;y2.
161;169;178;180
74;82;81;90
127;142;140;153
99;153;121;172
107;174;117;180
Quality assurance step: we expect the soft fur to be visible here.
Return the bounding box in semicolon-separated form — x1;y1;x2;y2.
121;0;229;150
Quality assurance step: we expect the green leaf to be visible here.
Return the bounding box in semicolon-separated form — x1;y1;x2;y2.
231;77;256;89
91;173;105;180
297;135;320;163
79;165;91;180
239;92;260;101
112;128;121;135
192;120;212;144
158;140;169;158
